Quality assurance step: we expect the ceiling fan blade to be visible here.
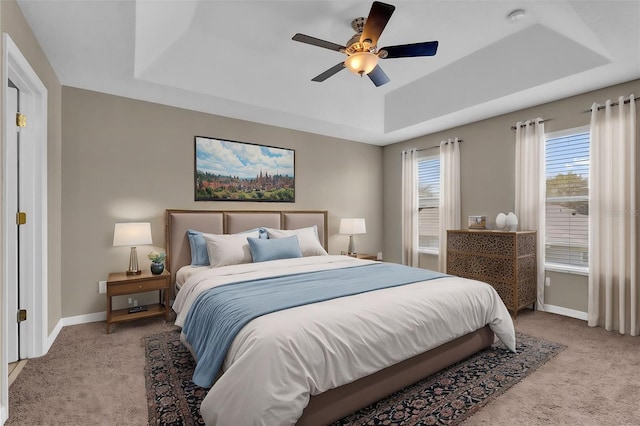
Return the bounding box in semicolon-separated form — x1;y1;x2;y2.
292;33;345;52
312;63;346;82
360;1;396;46
381;41;439;58
368;65;390;87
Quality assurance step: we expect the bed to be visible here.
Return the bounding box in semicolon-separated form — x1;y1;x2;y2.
166;209;515;426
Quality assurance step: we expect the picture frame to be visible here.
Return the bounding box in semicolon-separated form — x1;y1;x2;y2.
468;215;487;229
194;136;295;202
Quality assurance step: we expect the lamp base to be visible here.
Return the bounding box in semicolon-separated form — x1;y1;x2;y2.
347;235;357;255
126;247;141;275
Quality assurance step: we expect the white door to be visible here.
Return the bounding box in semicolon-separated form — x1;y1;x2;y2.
6;82;27;363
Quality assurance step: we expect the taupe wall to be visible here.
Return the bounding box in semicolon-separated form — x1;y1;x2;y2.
61;87;383;317
1;0;63;334
383;79;640;313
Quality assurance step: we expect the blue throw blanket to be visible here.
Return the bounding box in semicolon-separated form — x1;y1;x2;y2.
182;262;447;387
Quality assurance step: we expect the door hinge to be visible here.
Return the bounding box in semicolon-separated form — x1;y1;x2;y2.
16;113;27;128
16;211;27;225
17;309;27;323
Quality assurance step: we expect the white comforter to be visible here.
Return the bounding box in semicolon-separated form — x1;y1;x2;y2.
173;255;516;426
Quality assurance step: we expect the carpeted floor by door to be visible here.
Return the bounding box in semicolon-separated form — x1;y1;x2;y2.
6;318;175;426
7;310;640;425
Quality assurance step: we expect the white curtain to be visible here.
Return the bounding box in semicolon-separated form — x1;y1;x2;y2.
438;138;461;272
401;148;418;267
514;118;546;311
588;95;638;336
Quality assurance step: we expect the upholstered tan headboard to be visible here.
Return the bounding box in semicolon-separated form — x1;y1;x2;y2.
165;209;328;293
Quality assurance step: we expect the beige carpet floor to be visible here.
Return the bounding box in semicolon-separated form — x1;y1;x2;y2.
6;310;640;425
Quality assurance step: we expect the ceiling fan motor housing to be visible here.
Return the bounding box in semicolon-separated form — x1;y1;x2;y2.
346;18;374;55
351;17;366;33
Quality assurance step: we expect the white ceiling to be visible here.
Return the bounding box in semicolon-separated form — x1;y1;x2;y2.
16;0;640;146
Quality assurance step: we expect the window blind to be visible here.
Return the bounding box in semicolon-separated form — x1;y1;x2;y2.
418;157;440;251
545;131;590;269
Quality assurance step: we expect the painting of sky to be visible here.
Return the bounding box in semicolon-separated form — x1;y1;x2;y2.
196;137;294;178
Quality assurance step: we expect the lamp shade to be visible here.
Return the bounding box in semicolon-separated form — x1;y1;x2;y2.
113;222;152;247
339;218;366;235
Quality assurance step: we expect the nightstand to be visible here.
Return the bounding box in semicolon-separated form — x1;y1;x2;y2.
342;252;378;261
106;269;170;333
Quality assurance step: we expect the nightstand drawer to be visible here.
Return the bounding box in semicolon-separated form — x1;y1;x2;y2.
108;277;167;296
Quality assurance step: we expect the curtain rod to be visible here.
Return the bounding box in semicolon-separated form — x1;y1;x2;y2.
416;139;464;152
510;118;550;131
583;96;638;113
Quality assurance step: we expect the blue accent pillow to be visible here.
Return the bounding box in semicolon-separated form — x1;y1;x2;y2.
247;235;302;263
187;229;210;266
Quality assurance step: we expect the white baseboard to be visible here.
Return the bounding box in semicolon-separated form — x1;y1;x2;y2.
62;311;107;327
542;304;588;321
45;312;107;352
46;319;64;352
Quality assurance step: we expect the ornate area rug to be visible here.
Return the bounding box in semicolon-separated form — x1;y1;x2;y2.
144;330;565;426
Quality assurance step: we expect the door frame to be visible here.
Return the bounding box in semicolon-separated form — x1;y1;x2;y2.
6;83;21;364
1;33;48;423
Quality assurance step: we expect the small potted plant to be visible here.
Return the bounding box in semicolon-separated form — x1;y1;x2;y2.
148;251;166;275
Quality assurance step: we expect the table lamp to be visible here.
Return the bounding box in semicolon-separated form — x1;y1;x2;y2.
339;218;366;255
113;222;152;275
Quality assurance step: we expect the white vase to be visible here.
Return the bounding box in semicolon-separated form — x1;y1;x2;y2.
505;212;518;231
495;213;506;229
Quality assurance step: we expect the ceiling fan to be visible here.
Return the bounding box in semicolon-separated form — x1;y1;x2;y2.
292;1;439;87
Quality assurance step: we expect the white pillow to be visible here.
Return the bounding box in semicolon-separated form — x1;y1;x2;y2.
202;230;260;268
266;225;328;257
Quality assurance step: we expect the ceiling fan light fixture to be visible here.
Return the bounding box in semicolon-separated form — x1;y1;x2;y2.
345;51;379;76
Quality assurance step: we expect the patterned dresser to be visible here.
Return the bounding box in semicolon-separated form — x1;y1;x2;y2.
446;230;537;317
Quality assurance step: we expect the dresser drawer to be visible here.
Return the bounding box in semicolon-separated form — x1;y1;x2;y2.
108;277;167;296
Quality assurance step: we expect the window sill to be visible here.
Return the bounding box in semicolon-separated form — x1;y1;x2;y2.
545;263;589;276
418;249;439;256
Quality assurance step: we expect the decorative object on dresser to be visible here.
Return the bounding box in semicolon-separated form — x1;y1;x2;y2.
495;212;518;231
113;222;153;275
338;218;366;255
446;229;536;317
468;215;486;229
505;212;518;231
105;270;170;333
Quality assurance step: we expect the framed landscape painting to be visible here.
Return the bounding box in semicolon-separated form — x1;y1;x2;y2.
194;136;295;202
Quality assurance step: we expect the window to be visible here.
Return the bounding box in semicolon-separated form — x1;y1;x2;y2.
545;127;590;272
418;155;440;253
